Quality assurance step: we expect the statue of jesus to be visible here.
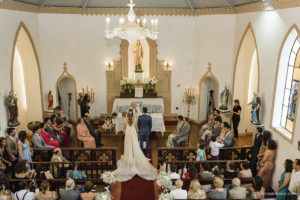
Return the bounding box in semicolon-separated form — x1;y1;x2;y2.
133;39;143;72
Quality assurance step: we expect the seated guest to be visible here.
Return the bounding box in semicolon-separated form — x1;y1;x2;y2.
0;138;12;179
277;159;293;200
50;148;70;178
209;176;227;199
238;161;252;179
111;113;117;130
258;139;277;191
80;181;97;200
198;112;214;138
209;136;224;160
83;113;103;147
102;116;113;131
14;182;36;200
66;162;87;192
34;164;54;180
224;161;237;179
33;123;58;148
0;185;12;200
60;179;80;200
196;142;207;161
188;179;207;199
218;122;234;147
14;160;36;179
172;117;190;147
203;116;222;146
170;179;187;200
76;118;96;148
157;158;167;173
170;164;180;180
17;131;32;168
199;163;212;178
288;159;300;199
166;115;184;147
249;176;265;199
37;180;58;200
50;115;69;147
183;165;198;180
54;107;71;136
229;178;247;199
44;117;64;146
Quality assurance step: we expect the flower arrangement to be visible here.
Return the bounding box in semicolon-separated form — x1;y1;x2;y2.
145;77;158;93
156;172;172;191
120;79;134;93
101;171;116;185
158;193;172;200
95;192;112;200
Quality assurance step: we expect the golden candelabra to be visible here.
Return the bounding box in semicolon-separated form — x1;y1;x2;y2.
183;87;197;118
82;85;95;104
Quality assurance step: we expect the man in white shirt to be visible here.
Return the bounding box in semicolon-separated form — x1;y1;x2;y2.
288;159;300;200
210;136;224;160
14;182;36;200
170;164;180;180
170;179;187;199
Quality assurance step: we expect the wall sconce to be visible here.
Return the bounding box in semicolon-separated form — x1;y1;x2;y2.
164;61;172;71
105;61;114;71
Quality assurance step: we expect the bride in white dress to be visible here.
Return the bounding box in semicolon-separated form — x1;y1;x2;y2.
113;109;157;182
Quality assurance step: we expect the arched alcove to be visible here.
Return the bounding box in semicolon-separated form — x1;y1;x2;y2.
11;22;43;131
56;64;78;121
232;23;260;135
198;65;219;121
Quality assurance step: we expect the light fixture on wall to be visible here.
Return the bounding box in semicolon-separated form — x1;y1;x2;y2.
263;0;274;11
105;0;159;44
164;61;173;71
105;61;114;71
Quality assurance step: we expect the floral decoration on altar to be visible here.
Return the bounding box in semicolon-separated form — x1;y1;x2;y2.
95;171;116;200
120;79;134;93
144;77;158;94
156;172;172;200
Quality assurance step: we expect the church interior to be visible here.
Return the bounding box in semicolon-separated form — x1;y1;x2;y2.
0;0;300;199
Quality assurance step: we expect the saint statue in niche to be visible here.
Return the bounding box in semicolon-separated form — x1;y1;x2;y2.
219;86;230;110
133;39;143;72
287;80;299;121
48;90;53;110
248;92;261;125
5;90;20;127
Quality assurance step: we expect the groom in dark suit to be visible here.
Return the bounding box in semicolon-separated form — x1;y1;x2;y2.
138;107;152;155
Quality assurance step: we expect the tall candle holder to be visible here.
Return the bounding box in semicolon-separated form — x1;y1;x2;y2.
82;85;95;104
183;86;197;118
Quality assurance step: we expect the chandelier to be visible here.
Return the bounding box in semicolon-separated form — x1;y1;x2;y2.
105;0;159;44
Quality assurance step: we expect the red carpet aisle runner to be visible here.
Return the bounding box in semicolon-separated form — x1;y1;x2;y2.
121;175;155;200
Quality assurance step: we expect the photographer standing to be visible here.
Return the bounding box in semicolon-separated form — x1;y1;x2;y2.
78;93;90;118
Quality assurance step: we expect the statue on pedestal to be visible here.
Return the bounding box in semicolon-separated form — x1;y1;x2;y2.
219;86;230;110
133;39;143;72
248;92;262;125
6;90;20;127
48;90;53;110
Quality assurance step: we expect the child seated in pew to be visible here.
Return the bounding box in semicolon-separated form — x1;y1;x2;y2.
196;142;207;161
111;113;117;131
102;116;113;131
209;136;224;160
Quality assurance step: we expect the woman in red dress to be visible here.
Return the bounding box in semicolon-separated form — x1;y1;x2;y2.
39;123;59;148
50;115;69;147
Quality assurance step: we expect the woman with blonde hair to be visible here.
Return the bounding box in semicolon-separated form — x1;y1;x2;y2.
209;176;227;199
36;180;58;200
188;179;206;199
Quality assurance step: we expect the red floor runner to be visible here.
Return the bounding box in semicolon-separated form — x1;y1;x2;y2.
121;175;155;200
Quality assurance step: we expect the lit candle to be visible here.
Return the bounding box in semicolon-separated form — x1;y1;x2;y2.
151;19;154;31
154;19;158;31
143;18;147;26
106;17;110;30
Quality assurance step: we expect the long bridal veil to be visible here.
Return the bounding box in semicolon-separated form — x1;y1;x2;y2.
113;119;157;182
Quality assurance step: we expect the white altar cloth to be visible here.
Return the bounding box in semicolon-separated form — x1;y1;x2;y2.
112;98;164;114
115;113;166;134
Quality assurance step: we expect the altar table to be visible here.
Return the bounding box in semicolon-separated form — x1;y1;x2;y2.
112;98;164;114
115;113;166;135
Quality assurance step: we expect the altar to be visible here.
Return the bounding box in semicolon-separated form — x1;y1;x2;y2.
112;98;164;114
115;112;166;134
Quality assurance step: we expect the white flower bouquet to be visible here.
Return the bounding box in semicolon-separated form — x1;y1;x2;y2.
159;193;172;200
95;192;112;200
120;80;127;86
156;172;172;191
149;77;158;85
101;171;116;185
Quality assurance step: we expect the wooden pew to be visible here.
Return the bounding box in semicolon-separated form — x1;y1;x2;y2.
158;146;253;162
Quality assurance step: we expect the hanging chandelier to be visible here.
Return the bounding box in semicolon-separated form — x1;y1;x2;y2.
105;0;159;44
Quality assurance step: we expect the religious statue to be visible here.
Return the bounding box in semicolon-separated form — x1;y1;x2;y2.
207;90;215;119
288;81;299;121
77;92;90;117
48;90;53;110
5;90;20;127
133;39;143;72
219;86;230;110
248;92;262;125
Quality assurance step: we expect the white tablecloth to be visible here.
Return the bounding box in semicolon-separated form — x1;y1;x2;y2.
112;98;164;114
115;113;166;134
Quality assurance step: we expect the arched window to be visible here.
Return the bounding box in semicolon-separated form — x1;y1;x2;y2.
272;27;300;142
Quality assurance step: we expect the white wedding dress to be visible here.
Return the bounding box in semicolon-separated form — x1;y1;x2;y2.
113;118;157;182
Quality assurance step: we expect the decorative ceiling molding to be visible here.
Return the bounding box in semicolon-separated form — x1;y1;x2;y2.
1;0;300;15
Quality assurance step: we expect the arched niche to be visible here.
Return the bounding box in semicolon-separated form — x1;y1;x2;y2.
232;23;260;134
198;64;219;121
11;21;44;132
55;63;78;121
106;39;171;115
